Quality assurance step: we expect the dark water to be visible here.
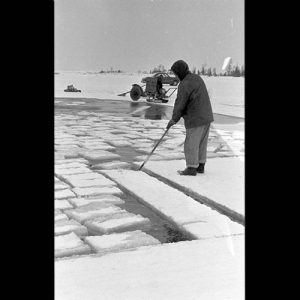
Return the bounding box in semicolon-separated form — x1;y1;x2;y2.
55;97;244;125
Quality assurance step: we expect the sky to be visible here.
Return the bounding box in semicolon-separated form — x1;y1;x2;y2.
55;0;244;72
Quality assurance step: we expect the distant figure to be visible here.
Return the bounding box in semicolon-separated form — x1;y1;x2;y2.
166;60;214;176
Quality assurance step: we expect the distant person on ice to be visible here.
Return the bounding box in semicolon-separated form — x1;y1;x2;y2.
166;60;214;176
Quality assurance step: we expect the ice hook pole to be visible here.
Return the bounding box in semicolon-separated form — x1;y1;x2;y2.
138;128;170;171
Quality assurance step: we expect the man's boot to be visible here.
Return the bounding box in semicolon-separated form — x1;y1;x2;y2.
197;163;205;173
177;167;197;176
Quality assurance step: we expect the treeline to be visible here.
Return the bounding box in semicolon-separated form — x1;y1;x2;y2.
192;64;244;77
149;63;244;77
98;69;123;74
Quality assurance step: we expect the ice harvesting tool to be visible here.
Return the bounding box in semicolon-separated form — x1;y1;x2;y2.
138;128;169;171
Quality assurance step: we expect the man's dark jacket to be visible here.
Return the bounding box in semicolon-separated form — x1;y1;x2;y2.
171;60;214;129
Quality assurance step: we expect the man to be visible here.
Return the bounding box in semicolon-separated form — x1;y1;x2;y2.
167;60;214;176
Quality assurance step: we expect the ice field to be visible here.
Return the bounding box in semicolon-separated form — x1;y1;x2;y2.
55;83;244;299
55;71;244;118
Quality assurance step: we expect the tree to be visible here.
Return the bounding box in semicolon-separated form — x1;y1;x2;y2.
206;67;212;77
200;64;206;75
241;65;245;77
226;61;233;76
231;65;241;77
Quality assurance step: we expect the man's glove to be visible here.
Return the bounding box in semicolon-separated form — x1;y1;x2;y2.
166;119;176;129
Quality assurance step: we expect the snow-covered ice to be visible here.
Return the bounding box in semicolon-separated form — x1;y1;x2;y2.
65;203;124;223
80;151;121;161
55;219;88;236
182;215;244;240
138;158;244;221
55;166;91;176
55;235;244;300
85;213;151;234
66;177;116;188
107;140;132;147
91;161;130;170
55;200;73;211
55;162;86;169
102;169;221;227
69;196;125;208
55;158;89;165
72;186;123;198
55;182;70;191
84;230;160;254
63;172;106;182
55;232;91;258
55;189;76;200
55;211;69;222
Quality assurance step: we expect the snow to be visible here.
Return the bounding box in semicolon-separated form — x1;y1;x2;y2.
83;144;115;151
65;203;124;223
138;158;244;221
55;158;89;165
91;161;130;170
55;213;69;222
69;196;125;208
72;186;123;198
55;162;86;169
102;170;220;227
182;217;244;240
135;154;164;161
55;182;70;191
55;232;91;258
55;219;88;236
55;200;73;210
84;230;160;254
55;166;91;176
55;235;244;300
63;172;106;181
80;151;121;161
55;189;76;200
85;213;151;234
66;177;116;188
107;140;132;147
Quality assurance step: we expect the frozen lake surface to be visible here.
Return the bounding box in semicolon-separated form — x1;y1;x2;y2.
55;71;244;118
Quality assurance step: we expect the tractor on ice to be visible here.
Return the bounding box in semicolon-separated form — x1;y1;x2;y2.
118;73;178;103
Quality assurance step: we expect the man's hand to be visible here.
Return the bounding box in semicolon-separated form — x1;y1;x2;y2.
166;119;176;129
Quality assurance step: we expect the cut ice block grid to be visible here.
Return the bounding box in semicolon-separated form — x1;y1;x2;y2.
66;177;116;188
80;151;120;161
64;203;125;223
55;232;91;258
84;230;160;254
55;189;76;200
69;196;125;208
72;186;123;198
91;161;130;170
84;212;151;235
55;219;88;236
